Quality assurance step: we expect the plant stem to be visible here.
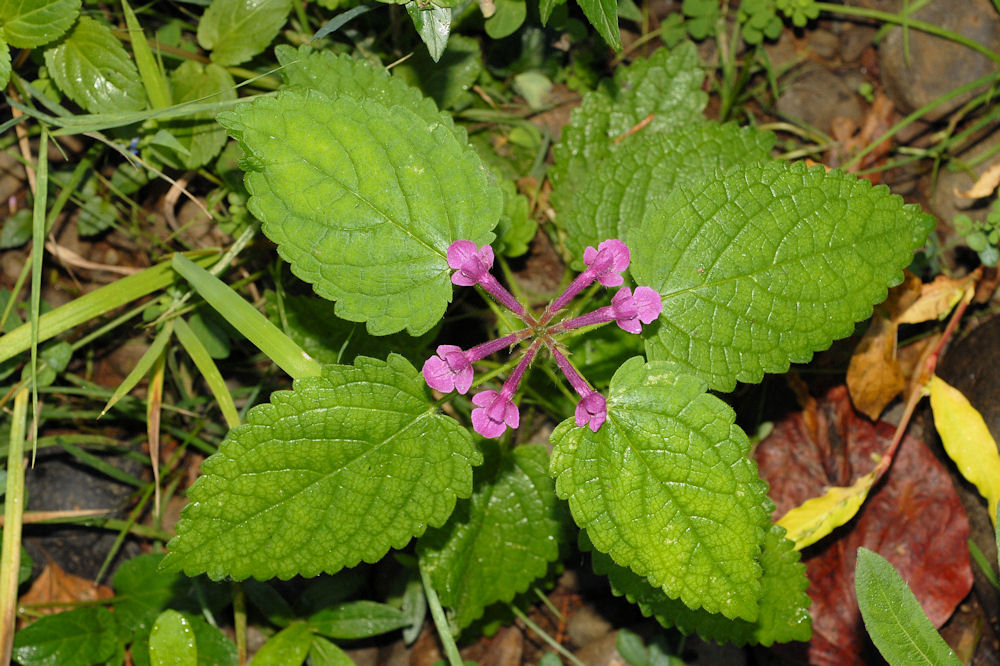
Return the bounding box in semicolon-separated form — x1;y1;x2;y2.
0;387;29;664
509;605;585;666
420;564;463;666
233;582;247;666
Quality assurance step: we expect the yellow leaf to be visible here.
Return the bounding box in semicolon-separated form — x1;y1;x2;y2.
955;162;1000;199
777;470;878;550
896;273;975;325
930;375;1000;527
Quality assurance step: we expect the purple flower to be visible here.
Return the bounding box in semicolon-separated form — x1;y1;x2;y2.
575;391;607;432
471;390;520;438
610;286;663;334
446;240;530;321
422;345;474;394
448;240;494;287
583;239;630;287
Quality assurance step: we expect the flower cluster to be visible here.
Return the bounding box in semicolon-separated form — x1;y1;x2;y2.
423;239;662;439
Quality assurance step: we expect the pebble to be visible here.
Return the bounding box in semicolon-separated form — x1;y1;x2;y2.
879;0;1000;121
574;631;626;666
567;605;614;648
776;63;864;134
931;127;1000;227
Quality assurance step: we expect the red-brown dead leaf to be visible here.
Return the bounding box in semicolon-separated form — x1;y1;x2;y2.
19;560;113;616
755;386;972;665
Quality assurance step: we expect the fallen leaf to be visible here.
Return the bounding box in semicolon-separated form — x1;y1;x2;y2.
19;561;114;616
930;374;1000;527
756;386;972;665
777;469;878;551
896;272;977;325
846;314;904;420
955;162;1000;199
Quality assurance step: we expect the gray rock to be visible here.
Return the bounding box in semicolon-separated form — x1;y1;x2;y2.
777;63;864;134
880;0;1000;121
839;22;877;63
574;631;626;666
931;127;1000;227
807;29;840;59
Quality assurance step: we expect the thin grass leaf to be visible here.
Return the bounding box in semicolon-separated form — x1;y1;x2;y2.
101;320;174;417
174;316;240;429
121;0;171;109
171;254;320;380
30;131;48;456
0;253;216;366
311;4;374;41
57;440;145;487
0;387;28;664
147;349;166;517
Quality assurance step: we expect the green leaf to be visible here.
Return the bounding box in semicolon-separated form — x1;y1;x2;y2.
549;358;772;621
632;161;935;392
162;355;481;580
589;524;810;646
307;601;409;639
244;579;294;627
418;442;564;629
219;88;501;336
275;45;464;142
0;0;79;48
197;0;292;66
157;61;236;169
149;610;197;666
485;0;526;39
406;3;450;62
122;0;171;109
12;606;118;666
550;43;706;235
855;547;962;666
251;622;312;666
392;34;483;111
575;0;621;49
493;179;535;258
268;292;436;367
131;613;237;666
1;208;31;248
308;637;354;666
560;122;774;269
0;36;10;89
43;15;144;113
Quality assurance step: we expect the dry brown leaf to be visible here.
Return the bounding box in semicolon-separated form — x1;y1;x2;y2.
955;162;1000;199
897;272;977;325
19;561;113;616
847;314;903;420
845;272;921;419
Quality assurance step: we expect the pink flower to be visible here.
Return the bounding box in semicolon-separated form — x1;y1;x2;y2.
583;239;630;287
575;391;607;432
471;390;520;438
448;240;494;286
422;345;474;394
610;286;663;334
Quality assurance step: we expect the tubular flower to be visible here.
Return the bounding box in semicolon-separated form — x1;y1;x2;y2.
426;238;662;437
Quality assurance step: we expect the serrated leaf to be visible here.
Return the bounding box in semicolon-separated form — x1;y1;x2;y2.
0;37;10;88
157;61;236;169
197;0;291;66
268;292;435;367
561;122;774;268
855;547;962;666
219;88;501;335
632;161;935;392
588;524;810;646
392;33;482;111
418;442;563;629
149;610;197;666
113;553;201;637
43;15;144;113
0;0;79;48
12;606;118;666
575;0;621;49
930;374;1000;528
550;357;772;621
162;355;481;580
550;43;706;233
307;601;409;639
275;45;464;143
406;3;450;62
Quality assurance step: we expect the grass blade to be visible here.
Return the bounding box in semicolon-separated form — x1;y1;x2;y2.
171;254;320;380
122;0;172;109
101;320;174;417
0;387;29;664
174;316;240;429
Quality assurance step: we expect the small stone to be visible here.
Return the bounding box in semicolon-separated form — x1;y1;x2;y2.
574;631;626;666
931;127;1000;227
479;626;523;666
776;63;864;134
567;605;613;648
806;29;839;59
343;646;378;666
879;0;1000;121
839;23;877;63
